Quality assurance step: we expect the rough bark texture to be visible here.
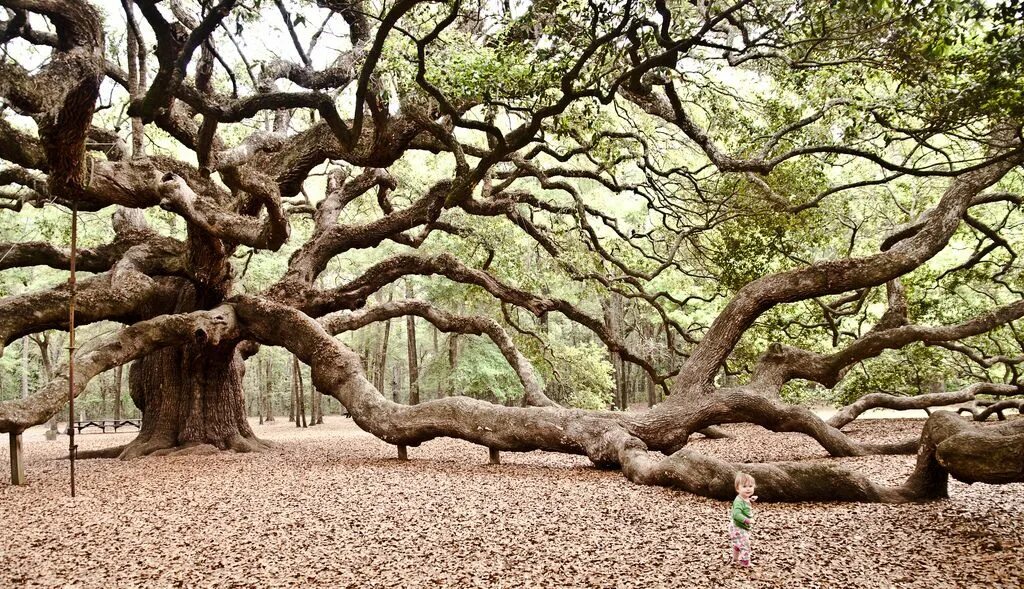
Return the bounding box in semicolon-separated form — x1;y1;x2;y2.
100;341;267;458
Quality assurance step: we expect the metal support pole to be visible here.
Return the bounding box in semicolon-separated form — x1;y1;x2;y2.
9;432;25;485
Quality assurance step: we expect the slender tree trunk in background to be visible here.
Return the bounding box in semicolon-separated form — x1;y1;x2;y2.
447;333;459;397
618;364;626;409
290;357;298;425
299;372;307;428
378;319;389;393
391;364;400;404
288;366;296;423
633;364;641;408
433;325;442;399
406;281;420;405
20;336;29;400
256;356;265;425
647;371;657;408
603;295;625;410
100;373;108;418
293;356;307;428
311;384;323;425
34;333;61;440
247;362;257;418
310;387;318;425
263;355;275;422
362;338;375;392
616;355;625;410
377;293;393;394
114;365;123;420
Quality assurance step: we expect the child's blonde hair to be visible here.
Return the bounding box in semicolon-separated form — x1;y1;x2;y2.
734;471;755;490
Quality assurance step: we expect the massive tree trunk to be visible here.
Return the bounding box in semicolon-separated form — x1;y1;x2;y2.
113;341;268;458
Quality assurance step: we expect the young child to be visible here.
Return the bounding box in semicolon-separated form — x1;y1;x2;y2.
728;471;757;567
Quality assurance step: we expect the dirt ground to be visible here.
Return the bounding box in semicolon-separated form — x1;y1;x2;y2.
1;416;1022;589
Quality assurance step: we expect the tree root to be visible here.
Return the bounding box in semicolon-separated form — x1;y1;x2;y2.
117;434;275;459
695;426;730;439
74;444;129;459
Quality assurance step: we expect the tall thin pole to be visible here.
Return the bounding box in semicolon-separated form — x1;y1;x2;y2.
68;200;78;497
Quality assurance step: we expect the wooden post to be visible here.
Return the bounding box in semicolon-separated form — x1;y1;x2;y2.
397;445;408;460
9;432;25;485
488;447;500;465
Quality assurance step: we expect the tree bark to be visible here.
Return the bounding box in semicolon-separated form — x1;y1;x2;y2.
114;341;269;458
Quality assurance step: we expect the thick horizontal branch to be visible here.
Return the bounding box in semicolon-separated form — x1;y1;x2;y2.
0;305;239;433
234;295;1024;502
827;383;1021;429
639;388;913;457
0;241;134;272
756;298;1024;389
0;241;190;350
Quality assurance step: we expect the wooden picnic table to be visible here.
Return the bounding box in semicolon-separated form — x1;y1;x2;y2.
65;419;142;434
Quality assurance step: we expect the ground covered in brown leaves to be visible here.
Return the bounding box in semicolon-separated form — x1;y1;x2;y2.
2;416;1022;588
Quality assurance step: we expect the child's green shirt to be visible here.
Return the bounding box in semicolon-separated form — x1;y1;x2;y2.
731;496;753;530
